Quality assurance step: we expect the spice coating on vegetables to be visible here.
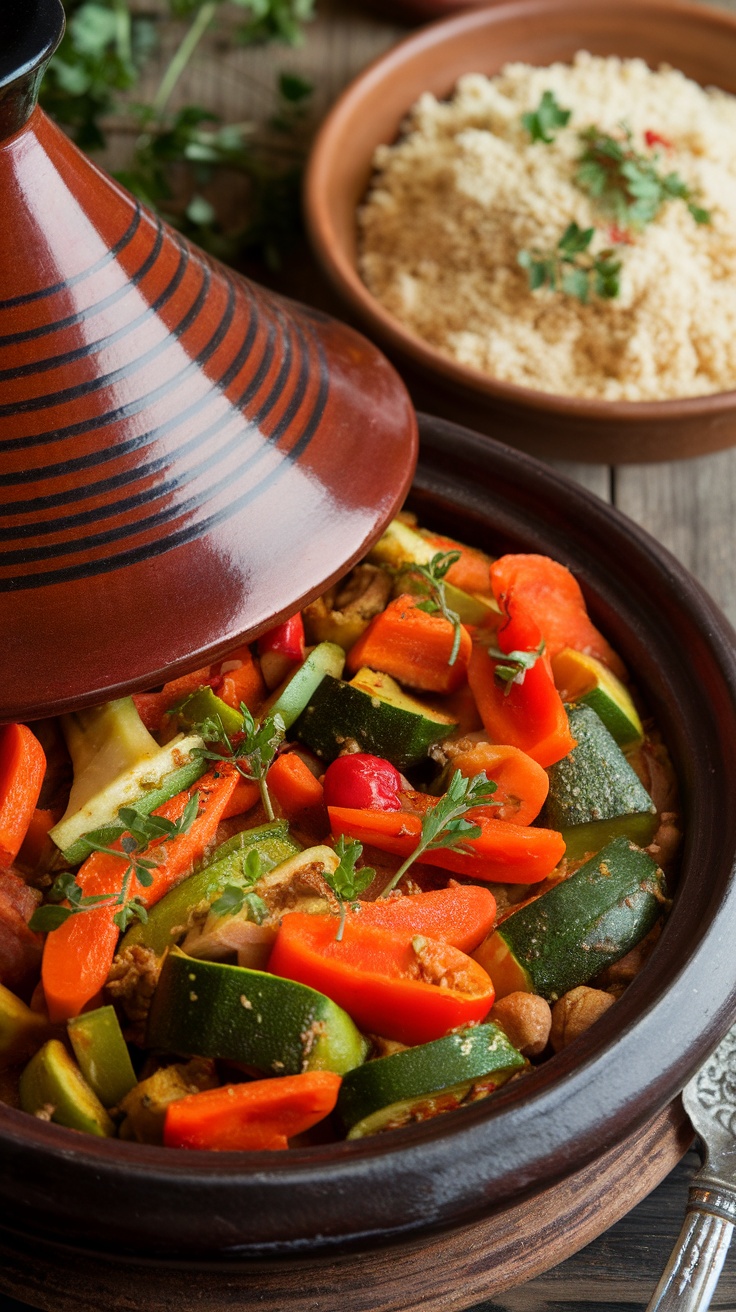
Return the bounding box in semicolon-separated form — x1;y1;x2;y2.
0;516;679;1151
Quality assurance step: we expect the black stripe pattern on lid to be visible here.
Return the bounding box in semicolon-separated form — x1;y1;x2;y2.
0;196;330;592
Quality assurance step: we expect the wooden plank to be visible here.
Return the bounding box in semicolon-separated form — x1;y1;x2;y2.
614;451;736;627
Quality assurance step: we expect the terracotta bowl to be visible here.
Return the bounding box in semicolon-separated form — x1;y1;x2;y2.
2;414;736;1310
306;0;736;463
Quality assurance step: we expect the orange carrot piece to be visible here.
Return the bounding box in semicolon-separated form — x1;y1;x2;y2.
0;724;46;868
421;531;494;597
268;753;325;819
164;1071;342;1150
353;885;496;954
346;595;471;694
467;640;575;769
328;805;564;884
41;766;237;1022
448;743;549;825
217;646;266;712
490;554;626;678
133;665;213;732
220;776;260;820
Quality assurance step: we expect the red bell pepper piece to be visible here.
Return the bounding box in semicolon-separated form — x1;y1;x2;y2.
41;766;238;1022
268;913;494;1046
257;615;306;690
163;1070;342;1151
0;724;46;868
352;885;496;954
328;804;564;884
468;603;576;769
446;742;549;825
322;754;403;811
489;554;626;678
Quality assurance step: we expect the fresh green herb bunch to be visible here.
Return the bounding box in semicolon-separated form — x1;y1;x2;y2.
576;124;711;229
401;551;464;667
518;222;622;303
29;794;200;934
41;1;315;266
522;90;571;145
210;849;269;922
379;770;498;899
193;706;285;822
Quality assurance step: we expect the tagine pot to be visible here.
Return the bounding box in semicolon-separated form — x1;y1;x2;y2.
0;0;417;725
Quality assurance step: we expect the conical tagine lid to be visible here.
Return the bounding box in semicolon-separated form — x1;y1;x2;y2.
0;0;417;722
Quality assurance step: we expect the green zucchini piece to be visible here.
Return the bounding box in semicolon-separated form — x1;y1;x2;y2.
0;983;54;1071
368;519;498;625
551;648;644;749
118;1058;218;1144
120;819;301;955
174;686;244;737
146;948;368;1075
540;704;655;857
51;693;204;862
67;1006;137;1108
338;1023;524;1130
19;1040;115;1137
61;755;206;867
264;642;346;730
346;1080;481;1139
480;836;667;1002
294;669;457;769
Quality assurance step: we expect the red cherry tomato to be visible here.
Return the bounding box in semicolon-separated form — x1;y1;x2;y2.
322;754;403;811
257;614;305;662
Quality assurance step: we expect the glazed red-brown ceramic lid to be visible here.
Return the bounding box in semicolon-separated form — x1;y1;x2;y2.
0;0;418;724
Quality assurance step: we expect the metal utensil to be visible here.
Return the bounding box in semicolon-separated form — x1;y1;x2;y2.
646;1023;736;1311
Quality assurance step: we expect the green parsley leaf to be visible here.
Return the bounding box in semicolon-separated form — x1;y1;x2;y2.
322;836;376;940
193;707;285;820
485;640;546;695
522;90;571;144
519;224;621;302
400;551;464;666
379;770;497;898
576;125;711;231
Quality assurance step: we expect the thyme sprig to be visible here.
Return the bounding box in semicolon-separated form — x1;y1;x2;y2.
210;849;269;921
29;794;200;934
321;837;375;941
484;639;546;695
379;771;498;899
519;222;621;302
401;551;463;666
193;705;285;822
576;124;711;229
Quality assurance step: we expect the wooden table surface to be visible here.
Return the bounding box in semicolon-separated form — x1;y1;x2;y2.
6;2;735;1309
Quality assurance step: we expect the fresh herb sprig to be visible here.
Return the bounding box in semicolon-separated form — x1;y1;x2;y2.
484;639;546;695
29;794;200;934
322;836;376;941
194;705;285;822
519;222;622;303
379;771;497;899
402;551;463;666
576;125;711;229
522;90;571;144
40;0;315;267
210;849;269;922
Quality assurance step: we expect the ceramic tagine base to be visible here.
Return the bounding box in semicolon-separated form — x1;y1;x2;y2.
0;1101;690;1312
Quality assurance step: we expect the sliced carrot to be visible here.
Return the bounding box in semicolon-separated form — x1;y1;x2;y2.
217;646;265;712
346;595;471;694
421;531;494;597
133;665;212;733
42;766;237;1022
164;1070;342;1151
328;805;564;884
448;743;549;825
0;724;46;868
490;554;626;678
268;752;325;819
220;777;260;820
353;885;496;953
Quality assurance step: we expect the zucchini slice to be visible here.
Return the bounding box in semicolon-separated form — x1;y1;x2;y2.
540;704;655;860
19;1040;115;1137
476;836;667;1002
551;648;643;749
294;668;456;769
146;949;368;1076
338;1023;524;1130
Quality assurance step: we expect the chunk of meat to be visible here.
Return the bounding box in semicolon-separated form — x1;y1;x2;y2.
0;869;42;993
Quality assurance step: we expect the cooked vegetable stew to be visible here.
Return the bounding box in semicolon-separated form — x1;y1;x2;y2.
0;517;679;1150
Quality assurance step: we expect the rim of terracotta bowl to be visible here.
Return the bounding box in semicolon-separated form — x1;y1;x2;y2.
305;0;736;426
1;414;736;1259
